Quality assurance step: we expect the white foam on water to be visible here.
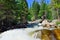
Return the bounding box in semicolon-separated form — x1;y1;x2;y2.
0;29;41;40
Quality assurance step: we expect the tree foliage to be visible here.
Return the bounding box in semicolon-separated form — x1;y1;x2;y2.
51;0;60;20
0;0;60;29
0;0;18;26
30;0;40;21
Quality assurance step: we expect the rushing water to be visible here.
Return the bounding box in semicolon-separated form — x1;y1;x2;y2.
0;28;41;40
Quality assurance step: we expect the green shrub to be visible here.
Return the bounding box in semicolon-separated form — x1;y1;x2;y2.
56;21;60;25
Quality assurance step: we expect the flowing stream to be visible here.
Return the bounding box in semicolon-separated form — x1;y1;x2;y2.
0;28;41;40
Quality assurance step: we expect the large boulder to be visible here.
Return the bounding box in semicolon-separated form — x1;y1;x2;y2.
42;19;49;25
42;19;50;28
49;20;58;27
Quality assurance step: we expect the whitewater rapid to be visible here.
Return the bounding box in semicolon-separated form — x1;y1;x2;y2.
0;28;41;40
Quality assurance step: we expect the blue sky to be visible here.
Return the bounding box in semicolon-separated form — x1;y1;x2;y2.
26;0;51;8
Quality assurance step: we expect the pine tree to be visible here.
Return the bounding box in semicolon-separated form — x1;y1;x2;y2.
17;0;28;24
51;0;60;20
0;0;17;27
39;0;47;19
31;0;40;20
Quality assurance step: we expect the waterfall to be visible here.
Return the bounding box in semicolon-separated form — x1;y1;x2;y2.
0;28;41;40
